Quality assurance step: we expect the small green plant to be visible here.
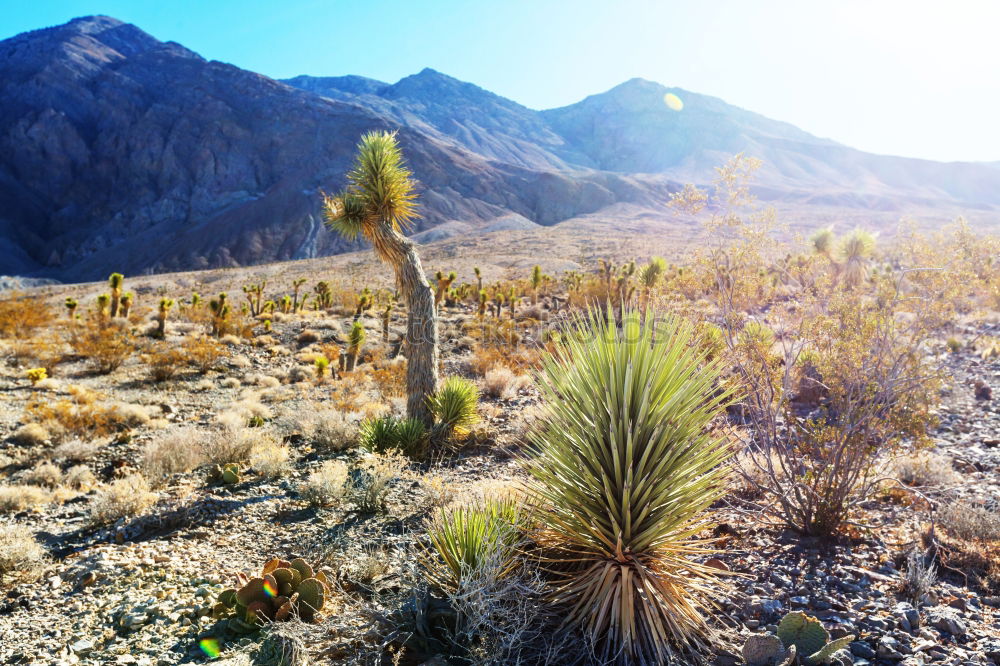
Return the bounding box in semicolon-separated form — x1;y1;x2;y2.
764;611;854;665
742;634;795;666
119;292;133;318
96;293;110;320
155;298;174;339
946;337;961;353
346;320;365;371
25;368;47;385
428;377;479;436
359;416;428;459
64;297;78;319
213;557;331;633
314;355;330;379
421;498;523;593
211;463;242;484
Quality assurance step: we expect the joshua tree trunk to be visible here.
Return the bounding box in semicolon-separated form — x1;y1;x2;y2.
375;228;438;425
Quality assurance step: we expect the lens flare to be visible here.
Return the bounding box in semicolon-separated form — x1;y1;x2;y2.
199;638;221;659
263;580;277;597
663;92;684;111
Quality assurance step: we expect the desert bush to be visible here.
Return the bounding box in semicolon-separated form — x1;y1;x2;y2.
299;460;349;507
28;396;153;441
468;343;541;377
938;501;1000;542
250;441;292;479
89;474;157;525
353;452;407;514
890;452;960;488
142;427;207;484
181;334;228;372
10;423;50;446
23;462;62;488
0;524;46;581
201;424;275;466
428;377;479;435
525;308;733;662
51;438;100;462
295;409;358;452
480;365;529;400
221;377;241;389
64;465;97;490
0;485;52;513
143;344;188;382
297;329;321;346
0;293;52;339
69;320;136;374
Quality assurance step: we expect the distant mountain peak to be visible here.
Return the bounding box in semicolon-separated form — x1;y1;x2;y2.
65;15;127;31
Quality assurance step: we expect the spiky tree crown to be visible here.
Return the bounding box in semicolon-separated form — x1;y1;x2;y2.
108;273;124;289
322;130;419;263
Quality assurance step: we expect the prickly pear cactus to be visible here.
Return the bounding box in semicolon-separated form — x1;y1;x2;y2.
216;556;331;636
807;635;854;664
222;463;241;484
742;634;785;665
777;611;829;656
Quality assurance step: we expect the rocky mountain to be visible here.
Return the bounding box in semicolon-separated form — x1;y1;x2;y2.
2;16;999;282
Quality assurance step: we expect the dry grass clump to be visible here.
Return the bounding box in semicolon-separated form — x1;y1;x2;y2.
0;485;52;513
10;423;50;446
23;462;62;488
890;452;961;488
0;293;52;339
299;460;349;507
142;427;208;484
89;474;157;525
193;379;214;392
24;393;152;441
219;334;242;346
297;329;321;346
51;438;100;462
250;441;293;479
221;377;241;389
294;408;359;452
64;465;97;490
468;344;541;377
938;501;1000;542
480;365;530;400
0;524;46;581
143;345;189;382
181;334;229;372
354;452;407;514
202;424;276;466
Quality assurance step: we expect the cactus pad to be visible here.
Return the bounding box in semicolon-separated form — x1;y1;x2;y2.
742;634;785;665
217;588;237;608
289;558;313;581
778;611;829;656
296;578;325;619
808;635;855;664
236;578;268;606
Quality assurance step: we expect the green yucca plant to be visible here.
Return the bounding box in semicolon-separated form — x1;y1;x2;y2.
358;415;428;459
422;498;524;593
837;229;875;288
108;273;124;317
526;308;735;663
428;377;479;435
346;320;366;371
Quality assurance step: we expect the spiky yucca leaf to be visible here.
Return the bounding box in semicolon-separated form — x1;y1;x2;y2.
394;418;429;459
359;416;399;454
526;308;735;663
428;377;479;434
422;498;523;592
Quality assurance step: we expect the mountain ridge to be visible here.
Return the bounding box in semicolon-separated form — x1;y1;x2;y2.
1;15;998;282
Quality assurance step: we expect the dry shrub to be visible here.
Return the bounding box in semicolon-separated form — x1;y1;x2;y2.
368;357;407;399
89;474;157;525
143;344;188;382
250;441;292;479
10;334;65;374
181;335;229;372
219;334;242;346
202;424;276;466
0;524;46;581
142;427;207;484
299;460;349;507
353;452;407;514
938;501;1000;542
297;329;321;346
10;423;50;446
294;408;359;452
0;293;52;339
890;452;960;488
0;485;52;513
68;320;136;374
480;365;530;400
28;396;154;441
469;344;541;377
193;379;214;392
64;465;97;490
23;462;62;488
221;377;241;389
51;438;100;462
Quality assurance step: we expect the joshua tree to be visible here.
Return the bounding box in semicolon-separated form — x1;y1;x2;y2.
354;287;374;320
639;256;667;311
209;293;228;337
381;301;394;342
96;293;110;321
477;289;487;319
155;298;174;339
531;264;543;304
64;297;78;319
838;229;875;289
108;273;124;318
346;320;366;371
291;278;307;312
314;281;333;310
323;130;438;425
119;292;134;318
473;266;483;292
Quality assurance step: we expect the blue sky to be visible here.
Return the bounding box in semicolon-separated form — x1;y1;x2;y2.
4;1;999;162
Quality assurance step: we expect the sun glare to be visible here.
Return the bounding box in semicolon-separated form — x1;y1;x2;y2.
663;92;683;111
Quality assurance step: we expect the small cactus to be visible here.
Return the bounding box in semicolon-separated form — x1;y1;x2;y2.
776;611;854;665
743;634;795;666
218;557;331;633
